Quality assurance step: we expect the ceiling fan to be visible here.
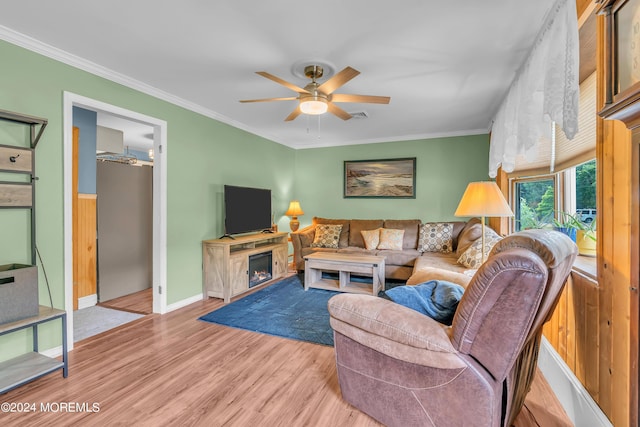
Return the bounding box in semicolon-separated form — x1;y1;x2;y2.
240;65;390;121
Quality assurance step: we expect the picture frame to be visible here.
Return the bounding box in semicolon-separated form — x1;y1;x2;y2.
344;157;416;198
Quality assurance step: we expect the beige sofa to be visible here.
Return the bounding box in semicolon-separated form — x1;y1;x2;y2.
290;217;486;282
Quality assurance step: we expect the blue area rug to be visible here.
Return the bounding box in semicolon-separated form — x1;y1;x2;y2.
198;275;338;346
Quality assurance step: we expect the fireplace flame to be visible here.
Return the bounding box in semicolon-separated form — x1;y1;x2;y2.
250;270;272;285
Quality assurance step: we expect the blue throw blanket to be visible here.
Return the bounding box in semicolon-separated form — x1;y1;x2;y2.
385;280;465;326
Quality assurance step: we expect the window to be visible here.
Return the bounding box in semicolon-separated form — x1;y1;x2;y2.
574;159;596;220
510;159;596;236
504;73;597;256
513;176;557;231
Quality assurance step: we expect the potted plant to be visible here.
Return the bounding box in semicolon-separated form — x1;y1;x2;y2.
574;219;596;257
552;211;578;242
553;211;596;256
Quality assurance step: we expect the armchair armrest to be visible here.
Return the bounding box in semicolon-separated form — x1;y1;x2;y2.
328;294;465;369
290;224;316;270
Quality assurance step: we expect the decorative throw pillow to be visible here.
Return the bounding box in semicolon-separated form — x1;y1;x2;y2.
310;224;343;248
456;218;483;256
457;230;503;269
384;280;465;326
417;222;454;253
377;228;405;250
360;228;381;250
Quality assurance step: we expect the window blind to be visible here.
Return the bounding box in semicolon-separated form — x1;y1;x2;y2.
511;71;596;176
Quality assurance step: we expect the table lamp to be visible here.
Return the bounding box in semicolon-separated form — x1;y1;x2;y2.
285;200;304;232
454;181;513;264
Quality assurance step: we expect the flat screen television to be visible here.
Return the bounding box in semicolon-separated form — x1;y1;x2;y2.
223;185;272;236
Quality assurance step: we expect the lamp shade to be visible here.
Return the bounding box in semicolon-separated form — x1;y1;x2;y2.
285;200;304;217
454;182;513;217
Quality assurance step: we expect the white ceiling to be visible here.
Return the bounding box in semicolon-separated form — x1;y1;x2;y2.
0;0;557;149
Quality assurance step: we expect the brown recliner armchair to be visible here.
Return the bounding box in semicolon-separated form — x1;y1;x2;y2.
328;229;577;427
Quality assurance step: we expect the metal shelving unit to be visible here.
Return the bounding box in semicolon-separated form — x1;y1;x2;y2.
0;109;63;393
0;306;68;394
0;108;47;265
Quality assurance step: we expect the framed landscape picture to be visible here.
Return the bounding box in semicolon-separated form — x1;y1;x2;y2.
344;157;416;198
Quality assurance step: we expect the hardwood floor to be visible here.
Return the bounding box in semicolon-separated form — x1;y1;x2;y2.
1;292;572;426
98;288;153;314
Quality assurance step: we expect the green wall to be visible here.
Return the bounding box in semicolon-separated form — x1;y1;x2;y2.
0;40;295;360
0;39;490;360
293;135;490;229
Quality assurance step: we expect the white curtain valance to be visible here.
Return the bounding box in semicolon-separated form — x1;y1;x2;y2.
488;0;579;178
511;72;596;176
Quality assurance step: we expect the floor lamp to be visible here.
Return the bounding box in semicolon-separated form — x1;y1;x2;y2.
454;181;514;264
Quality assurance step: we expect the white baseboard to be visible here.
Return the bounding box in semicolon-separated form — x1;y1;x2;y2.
538;337;612;427
166;293;203;313
40;345;63;358
77;294;97;309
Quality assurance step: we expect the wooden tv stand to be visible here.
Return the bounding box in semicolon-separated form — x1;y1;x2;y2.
202;232;288;303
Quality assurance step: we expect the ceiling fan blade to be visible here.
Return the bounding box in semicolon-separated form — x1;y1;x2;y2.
330;94;391;104
327;102;352;121
317;67;360;95
284;107;302;122
239;97;298;103
256;71;309;94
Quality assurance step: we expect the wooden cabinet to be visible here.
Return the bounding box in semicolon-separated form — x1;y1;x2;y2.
273;244;288;278
203;232;288;303
229;254;248;297
598;0;640;126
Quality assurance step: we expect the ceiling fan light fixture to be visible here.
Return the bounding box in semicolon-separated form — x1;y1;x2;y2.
299;97;328;115
241;65;389;121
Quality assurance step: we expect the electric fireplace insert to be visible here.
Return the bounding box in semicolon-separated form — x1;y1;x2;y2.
248;251;272;288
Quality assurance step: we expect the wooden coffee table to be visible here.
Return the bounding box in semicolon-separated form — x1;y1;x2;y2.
303;252;385;296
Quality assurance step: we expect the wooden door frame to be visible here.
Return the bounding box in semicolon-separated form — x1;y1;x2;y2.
63;92;168;351
632;129;639;427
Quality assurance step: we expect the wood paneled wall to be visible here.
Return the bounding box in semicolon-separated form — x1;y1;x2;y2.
490;167;510;236
596;6;632;423
597;117;632;425
72;126;97;309
76;194;97;301
576;0;593;21
544;270;601;400
542;4;634;425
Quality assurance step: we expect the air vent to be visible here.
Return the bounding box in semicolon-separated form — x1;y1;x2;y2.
349;111;368;119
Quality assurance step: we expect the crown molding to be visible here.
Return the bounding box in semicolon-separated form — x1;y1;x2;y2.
0;25;285;146
0;26;491;150
290;128;490;150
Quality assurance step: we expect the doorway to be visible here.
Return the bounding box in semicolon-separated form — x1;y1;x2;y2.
63;92;167;351
96;159;153;303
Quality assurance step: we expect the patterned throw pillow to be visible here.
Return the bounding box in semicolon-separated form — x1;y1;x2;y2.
457;229;503;269
418;222;454;253
310;224;343;248
377;228;405;250
360;228;381;250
